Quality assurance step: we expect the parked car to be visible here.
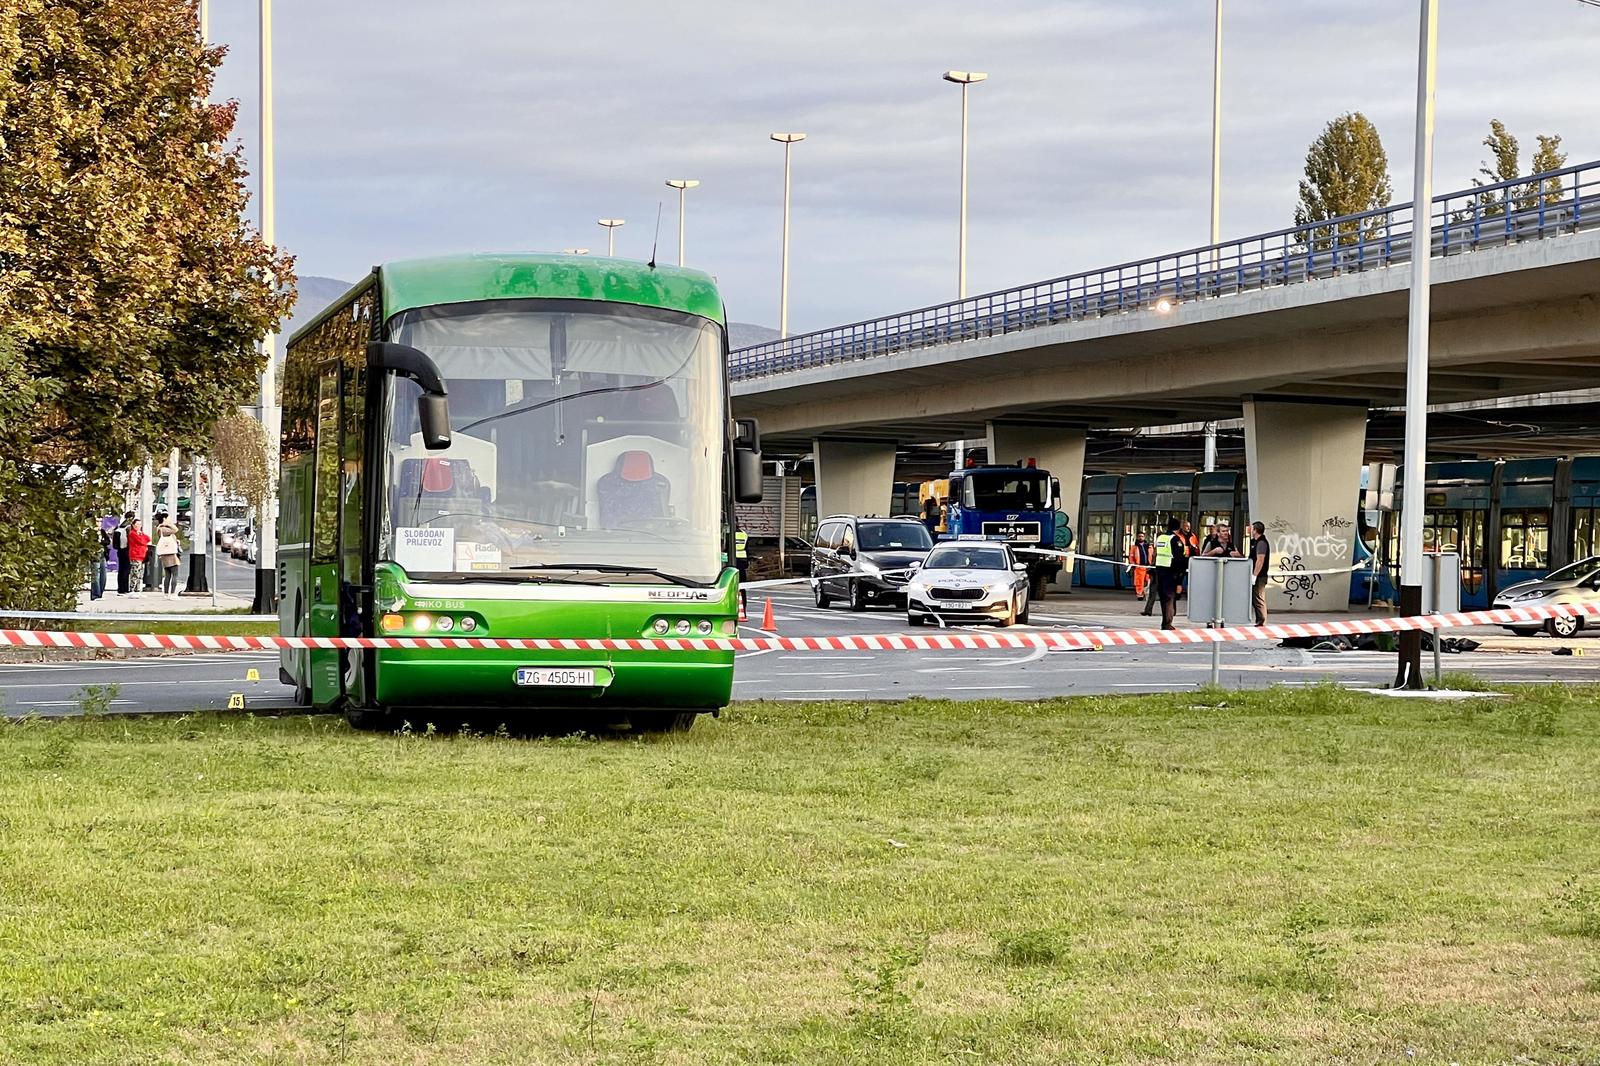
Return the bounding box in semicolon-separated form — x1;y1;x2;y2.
905;538;1031;627
809;515;933;610
1492;555;1600;637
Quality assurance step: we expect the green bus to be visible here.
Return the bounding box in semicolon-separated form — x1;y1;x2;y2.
277;253;762;731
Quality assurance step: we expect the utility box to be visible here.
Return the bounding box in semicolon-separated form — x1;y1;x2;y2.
1421;551;1461;615
1187;556;1255;627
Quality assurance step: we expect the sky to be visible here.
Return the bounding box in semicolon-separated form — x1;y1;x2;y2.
205;0;1600;335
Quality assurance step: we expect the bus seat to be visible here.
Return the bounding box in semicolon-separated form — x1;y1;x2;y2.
596;449;671;526
396;457;488;519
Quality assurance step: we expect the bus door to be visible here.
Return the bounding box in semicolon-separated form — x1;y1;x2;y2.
308;360;344;705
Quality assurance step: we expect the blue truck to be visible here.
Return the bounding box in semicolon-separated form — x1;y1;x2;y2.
941;462;1068;597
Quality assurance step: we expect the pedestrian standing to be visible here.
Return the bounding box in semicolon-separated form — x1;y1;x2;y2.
1200;523;1222;554
156;516;183;597
113;511;135;594
1249;520;1271;625
89;522;109;600
1127;532;1153;601
1154;516;1188;630
921;494;941;534
126;518;150;597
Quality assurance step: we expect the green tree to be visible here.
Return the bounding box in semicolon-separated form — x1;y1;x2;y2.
1472;119;1520;217
1526;133;1567;208
1294;112;1393;249
0;0;293;608
211;412;273;516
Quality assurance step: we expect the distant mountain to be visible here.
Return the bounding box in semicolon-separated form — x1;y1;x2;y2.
728;322;780;349
276;277;782;357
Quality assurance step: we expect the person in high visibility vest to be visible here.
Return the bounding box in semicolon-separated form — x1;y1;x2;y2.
734;527;749;580
1154;516;1188;630
1127;532;1154;600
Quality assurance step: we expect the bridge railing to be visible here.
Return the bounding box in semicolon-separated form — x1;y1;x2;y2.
729;160;1600;382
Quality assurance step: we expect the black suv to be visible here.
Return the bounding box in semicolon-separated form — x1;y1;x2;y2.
810;515;935;610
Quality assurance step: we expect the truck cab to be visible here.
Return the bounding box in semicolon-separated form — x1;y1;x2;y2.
943;461;1064;597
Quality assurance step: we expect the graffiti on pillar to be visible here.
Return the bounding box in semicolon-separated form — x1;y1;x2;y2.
1265;514;1353;605
1279;555;1322;604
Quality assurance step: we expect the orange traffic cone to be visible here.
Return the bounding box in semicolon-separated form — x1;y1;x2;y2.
761;598;776;631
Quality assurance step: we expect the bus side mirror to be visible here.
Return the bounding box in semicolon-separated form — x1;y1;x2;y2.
369;341;452;451
1051;477;1061;505
733;418;763;503
418;393;452;451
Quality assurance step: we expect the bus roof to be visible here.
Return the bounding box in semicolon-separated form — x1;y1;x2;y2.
377;253;724;325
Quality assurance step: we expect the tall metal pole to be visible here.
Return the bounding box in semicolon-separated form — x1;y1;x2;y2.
198;0;207;42
958;81;970;298
1210;0;1223;252
1203;422;1217;472
1396;0;1438;689
769;137;804;337
943;71;987;299
665;181;698;266
252;0;279;613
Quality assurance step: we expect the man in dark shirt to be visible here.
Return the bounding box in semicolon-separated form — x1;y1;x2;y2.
1249;521;1271;625
1204;524;1243;558
1155;516;1187;630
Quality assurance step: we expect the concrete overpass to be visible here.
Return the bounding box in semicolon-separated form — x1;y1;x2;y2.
730;163;1600;607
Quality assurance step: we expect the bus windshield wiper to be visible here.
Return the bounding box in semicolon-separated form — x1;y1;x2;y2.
417;572;590;587
508;563;708;588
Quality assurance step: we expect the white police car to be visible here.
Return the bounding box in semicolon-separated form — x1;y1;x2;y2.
905;538;1030;627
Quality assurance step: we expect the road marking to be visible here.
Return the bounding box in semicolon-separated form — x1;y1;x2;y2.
944;685;1031;691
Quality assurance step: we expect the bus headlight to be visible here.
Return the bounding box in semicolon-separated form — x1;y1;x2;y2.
696;619;713;635
459;616;476;633
435;615;454;633
674;619;692;635
413;614;432;632
652;619;671;635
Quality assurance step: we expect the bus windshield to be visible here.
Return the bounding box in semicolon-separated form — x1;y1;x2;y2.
382;300;723;584
967;471;1050;511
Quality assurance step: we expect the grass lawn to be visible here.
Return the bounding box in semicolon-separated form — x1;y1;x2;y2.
2;686;1599;1064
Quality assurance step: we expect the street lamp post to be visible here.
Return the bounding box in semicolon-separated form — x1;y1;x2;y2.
1210;1;1222;253
1396;0;1438;689
597;218;625;257
251;0;279;614
942;71;987;299
768;136;804;337
665;180;698;266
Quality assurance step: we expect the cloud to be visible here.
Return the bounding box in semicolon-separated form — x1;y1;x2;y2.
206;0;1600;333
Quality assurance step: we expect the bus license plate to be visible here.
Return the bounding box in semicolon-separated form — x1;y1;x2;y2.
515;667;595;687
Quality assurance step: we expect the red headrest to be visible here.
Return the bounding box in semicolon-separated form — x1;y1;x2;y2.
422;458;454;493
618;450;654;482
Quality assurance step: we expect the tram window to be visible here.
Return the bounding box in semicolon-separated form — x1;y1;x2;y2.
1086;511;1115;559
1575;508;1597;560
1499;510;1550;569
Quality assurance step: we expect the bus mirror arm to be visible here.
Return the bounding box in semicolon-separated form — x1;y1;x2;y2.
368;342;452;450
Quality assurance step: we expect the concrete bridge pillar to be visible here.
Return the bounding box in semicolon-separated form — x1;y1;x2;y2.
985;422;1086;586
812;439;897;519
1243;400;1367;612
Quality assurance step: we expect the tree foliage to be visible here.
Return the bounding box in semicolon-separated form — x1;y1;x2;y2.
211;412;273;513
0;331;102;610
0;0;293;606
1468;121;1569;219
1293;112;1393;248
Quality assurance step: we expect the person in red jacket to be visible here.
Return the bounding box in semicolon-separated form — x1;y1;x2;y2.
126;518;151;595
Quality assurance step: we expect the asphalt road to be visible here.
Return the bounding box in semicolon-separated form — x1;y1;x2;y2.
2;582;1593;717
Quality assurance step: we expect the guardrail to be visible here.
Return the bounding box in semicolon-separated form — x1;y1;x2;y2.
729;161;1600;382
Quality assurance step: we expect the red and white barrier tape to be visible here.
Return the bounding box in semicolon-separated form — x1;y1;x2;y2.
2;603;1594;655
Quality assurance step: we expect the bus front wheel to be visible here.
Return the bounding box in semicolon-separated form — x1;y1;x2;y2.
344;706;399;732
